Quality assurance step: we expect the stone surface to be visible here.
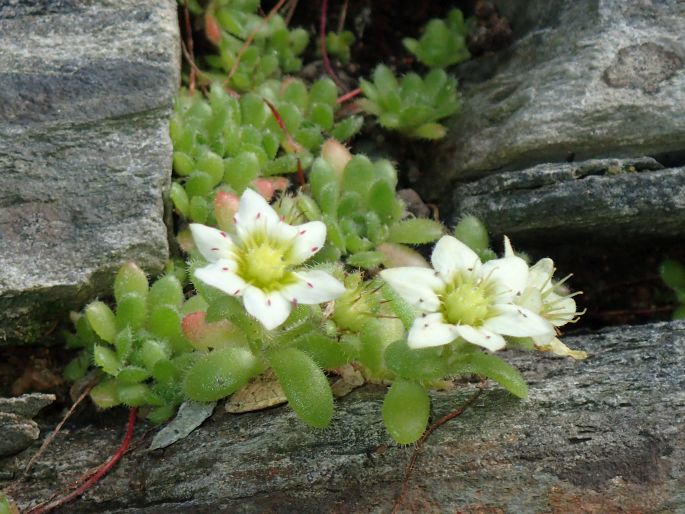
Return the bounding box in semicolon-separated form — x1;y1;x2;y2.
0;413;40;458
428;0;685;186
0;393;56;418
448;157;685;243
2;321;683;512
0;1;180;345
0;393;54;457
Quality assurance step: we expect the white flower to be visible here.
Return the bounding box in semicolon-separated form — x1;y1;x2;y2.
190;189;346;330
380;235;554;351
503;237;586;359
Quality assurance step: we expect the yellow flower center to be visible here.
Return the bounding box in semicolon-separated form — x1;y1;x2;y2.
443;281;490;326
242;243;287;288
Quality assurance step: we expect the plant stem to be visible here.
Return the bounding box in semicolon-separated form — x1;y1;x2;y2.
27;408;138;514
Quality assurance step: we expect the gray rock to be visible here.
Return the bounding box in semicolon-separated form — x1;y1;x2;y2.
0;393;56;418
0;393;54;457
429;0;685;185
3;321;683;512
0;413;40;458
0;1;180;345
449;157;685;242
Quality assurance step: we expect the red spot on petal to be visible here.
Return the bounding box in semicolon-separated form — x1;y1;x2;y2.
299;230;306;235
267;299;272;306
291;298;298;308
211;247;219;251
234;289;240;295
310;246;319;252
256;212;261;220
280;215;285;221
220;231;227;238
222;267;229;271
307;282;313;288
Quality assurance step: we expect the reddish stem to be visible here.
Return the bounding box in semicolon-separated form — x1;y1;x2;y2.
27;408;138;514
320;0;346;91
335;87;361;105
226;0;289;85
263;98;303;154
296;158;305;187
392;386;484;514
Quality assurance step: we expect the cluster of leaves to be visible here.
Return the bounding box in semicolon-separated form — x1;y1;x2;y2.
402;8;470;68
659;259;685;319
64;264;198;423
67;211;530;442
63;1;584;446
359;65;460;139
203;0;310;92
358;9;469;139
305;142;445;268
325;30;356;64
170;79;362;224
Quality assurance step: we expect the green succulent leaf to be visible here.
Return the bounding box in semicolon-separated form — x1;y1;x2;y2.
183;347;261;402
269;347;334;428
86;301;117;344
384;339;447;380
388;218;444;244
382;379;430;444
449;351;528;399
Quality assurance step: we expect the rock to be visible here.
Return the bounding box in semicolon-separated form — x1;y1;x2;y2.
428;0;685;186
0;1;180;345
0;393;55;457
448;157;685;243
0;413;40;458
0;393;56;419
2;321;683;512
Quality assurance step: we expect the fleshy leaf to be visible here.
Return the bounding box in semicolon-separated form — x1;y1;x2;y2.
382;379;430;444
268;347;333;428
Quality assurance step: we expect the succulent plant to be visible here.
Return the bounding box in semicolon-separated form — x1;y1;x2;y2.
61;0;587;448
359;64;460;139
169;80;362;224
203;1;309;92
325;30;356;64
402;8;471;69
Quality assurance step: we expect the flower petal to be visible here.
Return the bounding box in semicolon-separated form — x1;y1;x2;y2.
481;256;529;302
431;235;481;281
503;236;515;258
189;224;235;262
407;312;458;348
287;221;327;264
235;188;281;237
380;267;443;312
484;304;554;338
194;260;246;296
242;286;292;330
454;324;506;352
534;337;588;360
528;258;554;292
546;293;577;326
281;270;346;304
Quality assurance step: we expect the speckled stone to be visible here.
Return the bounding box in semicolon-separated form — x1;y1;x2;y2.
428;0;685;186
3;322;683;512
0;1;180;345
